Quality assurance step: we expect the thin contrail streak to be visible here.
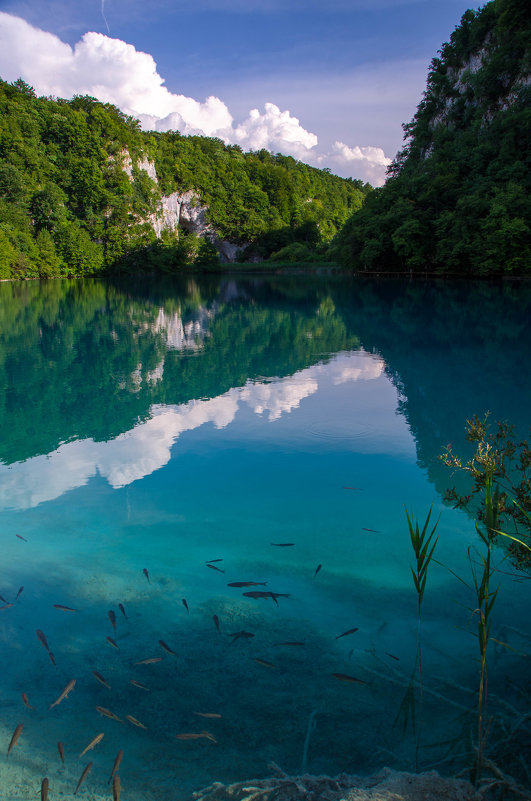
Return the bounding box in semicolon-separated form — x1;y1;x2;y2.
101;0;110;34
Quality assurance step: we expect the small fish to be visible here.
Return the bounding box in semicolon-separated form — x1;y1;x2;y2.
92;671;111;689
41;778;49;801
21;692;34;709
48;651;56;667
79;732;104;758
243;591;290;603
16;534;27;541
182;598;189;613
175;731;217;743
49;679;76;710
74;762;92;795
96;706;123;723
57;741;65;764
53;604;77;612
0;603;14;610
143;568;150;583
335;627;359;640
213;614;220;632
36;629;50;652
118;603;128;619
130;679;150;690
106;636;119;650
273;641;305;646
113;774;121;801
270;543;294;547
228;630;254;642
159;640;176;655
126;714;147;729
385;652;400;661
108;749;123;784
108;610;117;630
253;658;275;668
331;673;368;684
314;564;322;577
206;563;224;573
134;656;162;665
227;581;267;587
343;486;362;490
206;559;223;563
0;594;9;603
362;527;380;533
14;586;24;601
193;712;222;719
7;723;23;756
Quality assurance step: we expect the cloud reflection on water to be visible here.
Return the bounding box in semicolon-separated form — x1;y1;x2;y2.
0;350;392;510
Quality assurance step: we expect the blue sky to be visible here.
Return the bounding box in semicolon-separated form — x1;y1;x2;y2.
0;0;480;183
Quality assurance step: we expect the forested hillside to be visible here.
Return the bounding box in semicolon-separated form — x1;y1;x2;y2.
0;80;369;279
333;0;530;275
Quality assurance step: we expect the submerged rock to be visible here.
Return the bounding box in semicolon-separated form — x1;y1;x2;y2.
193;767;480;801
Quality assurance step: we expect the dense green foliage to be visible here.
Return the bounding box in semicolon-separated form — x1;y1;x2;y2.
333;0;530;275
0;79;368;278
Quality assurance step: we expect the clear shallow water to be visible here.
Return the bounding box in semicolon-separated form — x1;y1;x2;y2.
0;276;530;800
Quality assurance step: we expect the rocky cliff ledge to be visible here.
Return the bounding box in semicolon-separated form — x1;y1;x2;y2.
119;150;243;262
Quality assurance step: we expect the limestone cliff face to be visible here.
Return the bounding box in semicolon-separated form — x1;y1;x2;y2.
119;151;242;262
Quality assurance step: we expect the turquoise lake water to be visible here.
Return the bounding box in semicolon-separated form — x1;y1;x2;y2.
0;275;530;800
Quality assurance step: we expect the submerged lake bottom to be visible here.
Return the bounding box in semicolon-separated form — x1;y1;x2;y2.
0;275;530;799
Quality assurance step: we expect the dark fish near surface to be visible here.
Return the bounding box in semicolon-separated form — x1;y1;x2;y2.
57;742;65;764
22;692;34;709
227;581;267;587
253;658;275;668
106;636;119;650
79;732;104;758
314;564;322;577
48;651;56;666
134;656;162;665
130;679;150;690
108;610;117;630
213;614;220;632
0;594;9;603
74;762;92;795
274;641;305;646
270;542;294;547
7;723;23;756
332;673;368;684
243;591;290;604
159;640;176;655
335;627;359;640
206;563;224;573
108;749;124;784
49;679;76;710
92;670;111;689
385;652;400;661
182;598;189;613
362;527;380;533
96;706;123;723
16;534;27;541
113;774;121;801
53;604;77;611
143;567;150;582
118;603;128;619
14;586;24;601
36;629;51;652
228;630;254;642
126;714;147;729
41;778;49;801
206;559;223;563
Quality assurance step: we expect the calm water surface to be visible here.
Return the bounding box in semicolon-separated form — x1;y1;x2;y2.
0;275;529;800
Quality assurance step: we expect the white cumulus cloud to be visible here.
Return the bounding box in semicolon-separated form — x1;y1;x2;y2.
0;11;391;183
